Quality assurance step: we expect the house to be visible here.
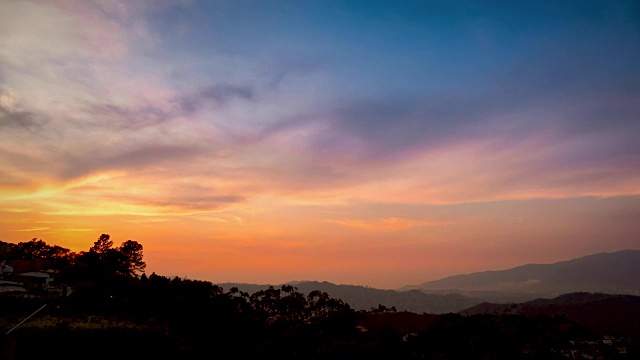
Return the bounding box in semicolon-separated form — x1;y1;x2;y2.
0;262;13;275
11;271;51;292
0;260;72;298
0;279;26;295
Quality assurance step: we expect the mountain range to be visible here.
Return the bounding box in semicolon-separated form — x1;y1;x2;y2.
402;249;640;296
219;249;640;314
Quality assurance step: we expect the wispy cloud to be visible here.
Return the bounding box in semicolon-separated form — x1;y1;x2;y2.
324;217;445;232
14;227;50;232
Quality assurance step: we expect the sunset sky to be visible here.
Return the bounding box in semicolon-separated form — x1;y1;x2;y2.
1;0;639;289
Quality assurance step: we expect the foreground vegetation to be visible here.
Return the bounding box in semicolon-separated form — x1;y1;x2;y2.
1;236;638;359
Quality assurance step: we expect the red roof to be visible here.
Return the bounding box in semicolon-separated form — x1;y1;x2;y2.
6;260;52;274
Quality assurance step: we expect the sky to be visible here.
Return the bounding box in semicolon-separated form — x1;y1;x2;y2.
1;0;639;289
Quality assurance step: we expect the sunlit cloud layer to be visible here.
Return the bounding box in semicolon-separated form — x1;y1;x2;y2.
1;0;639;288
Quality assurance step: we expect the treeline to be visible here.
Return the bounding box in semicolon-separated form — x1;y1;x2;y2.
1;234;144;280
1;236;360;359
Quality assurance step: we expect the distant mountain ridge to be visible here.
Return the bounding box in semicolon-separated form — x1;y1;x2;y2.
218;250;640;314
403;249;640;296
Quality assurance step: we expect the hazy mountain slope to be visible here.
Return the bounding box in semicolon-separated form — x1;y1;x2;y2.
403;250;640;295
460;292;640;338
416;288;544;303
218;281;482;314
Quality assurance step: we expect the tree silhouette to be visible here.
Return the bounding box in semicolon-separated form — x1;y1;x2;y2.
90;234;114;255
1;238;74;272
117;240;146;276
5;238;72;261
64;234;146;286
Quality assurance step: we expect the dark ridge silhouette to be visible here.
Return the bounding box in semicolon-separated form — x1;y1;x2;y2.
403;250;640;296
359;311;439;335
460;292;640;338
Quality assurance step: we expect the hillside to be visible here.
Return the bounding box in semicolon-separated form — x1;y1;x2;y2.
403;250;640;296
461;292;640;338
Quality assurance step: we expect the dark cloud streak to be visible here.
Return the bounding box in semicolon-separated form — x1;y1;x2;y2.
178;83;255;114
0;108;49;131
59;144;203;180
